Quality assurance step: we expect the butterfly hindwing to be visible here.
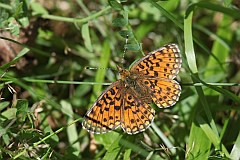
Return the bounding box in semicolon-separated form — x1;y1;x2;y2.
121;90;155;134
143;79;181;108
82;81;123;134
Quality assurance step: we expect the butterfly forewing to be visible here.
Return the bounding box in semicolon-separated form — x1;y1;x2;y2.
82;81;123;134
131;44;182;80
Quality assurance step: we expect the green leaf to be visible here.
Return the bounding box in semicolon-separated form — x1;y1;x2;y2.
157;0;180;11
94;132;120;150
8;17;20;35
108;0;123;10
102;135;122;160
186;121;211;159
119;30;134;39
112;18;127;27
2;132;10;146
123;149;131;160
11;1;23;18
1;108;17;120
186;1;240;19
119;138;150;158
197;116;229;157
125;43;141;51
16;99;28;122
197;78;240;104
0;102;10;111
18;17;29;28
31;2;48;15
44;125;59;143
230;132;240;159
184;12;197;74
0;47;30;70
61;100;80;156
82;23;93;52
0;9;9;28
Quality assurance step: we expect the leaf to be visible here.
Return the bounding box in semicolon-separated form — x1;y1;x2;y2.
0;102;10;111
1;108;17;120
61;100;80;156
230;132;240;159
124;43;141;51
16;99;28;122
112;18;127;27
123;149;131;160
82;23;93;52
8;17;20;36
44;125;59;144
0;47;30;70
31;2;49;15
119;30;134;39
94;132;120;150
186;121;211;159
185;1;240;19
102;135;122;160
108;0;123;10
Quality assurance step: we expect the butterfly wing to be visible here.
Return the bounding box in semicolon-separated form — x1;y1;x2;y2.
142;79;181;108
121;89;155;134
130;44;181;80
82;44;182;134
130;44;182;108
82;81;123;134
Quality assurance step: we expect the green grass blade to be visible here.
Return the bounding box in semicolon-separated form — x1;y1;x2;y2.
123;149;131;160
197;116;229;157
186;122;211;159
60;100;80;156
184;8;220;159
230;131;240;159
186;1;240;19
119;137;150;158
184;11;197;74
151;123;176;154
0;47;29;70
197;78;240;104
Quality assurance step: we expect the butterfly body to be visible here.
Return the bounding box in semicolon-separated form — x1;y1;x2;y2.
118;65;153;104
82;43;182;134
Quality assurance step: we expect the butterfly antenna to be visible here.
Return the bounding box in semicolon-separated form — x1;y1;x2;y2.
85;66;117;71
121;34;129;65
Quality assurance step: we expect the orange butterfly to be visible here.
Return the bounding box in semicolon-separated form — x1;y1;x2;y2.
82;44;182;134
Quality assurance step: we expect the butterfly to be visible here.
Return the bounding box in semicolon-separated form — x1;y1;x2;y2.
82;43;182;134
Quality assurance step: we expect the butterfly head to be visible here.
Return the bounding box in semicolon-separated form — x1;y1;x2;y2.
117;65;130;81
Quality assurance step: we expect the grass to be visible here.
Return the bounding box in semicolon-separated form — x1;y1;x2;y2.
0;0;240;159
